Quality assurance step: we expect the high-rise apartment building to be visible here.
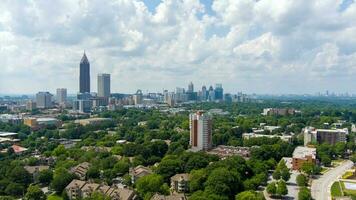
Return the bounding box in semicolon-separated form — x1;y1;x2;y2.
304;127;348;145
79;52;90;93
56;88;67;105
36;92;52;109
97;73;110;97
189;111;212;151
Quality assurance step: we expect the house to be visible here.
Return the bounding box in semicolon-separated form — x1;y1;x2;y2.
292;146;317;170
170;173;190;193
130;165;152;184
71;162;91;180
10;144;28;154
151;193;187;200
65;179;137;200
24;165;50;183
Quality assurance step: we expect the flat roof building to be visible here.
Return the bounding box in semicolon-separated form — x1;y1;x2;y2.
292;146;316;171
97;74;110;98
189;111;212;151
304;127;347;145
74;118;112;126
36;92;53;109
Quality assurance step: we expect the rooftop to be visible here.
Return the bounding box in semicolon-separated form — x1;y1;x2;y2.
292;146;316;159
171;173;190;182
0;132;18;137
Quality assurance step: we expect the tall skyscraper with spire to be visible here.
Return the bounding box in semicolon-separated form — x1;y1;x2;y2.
79;52;90;93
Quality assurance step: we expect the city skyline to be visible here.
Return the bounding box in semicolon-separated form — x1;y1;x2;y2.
1;0;356;95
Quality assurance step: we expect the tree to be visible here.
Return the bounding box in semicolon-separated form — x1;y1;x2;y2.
185;153;210;172
296;174;308;187
155;158;183;181
276;180;288;196
320;154;332;167
50;168;74;194
298;187;312;200
52;145;67;157
8;166;32;185
135;174;169;199
38;169;53;185
25;185;46;200
273;160;290;181
266;182;276;195
281;168;291;182
334;142;346;157
113;160;130;175
83;192;111;200
189;190;228;200
189;169;207;192
235;190;264;200
301;162;320;176
272;170;281;180
86;166;100;179
205;167;242;198
5;183;24;196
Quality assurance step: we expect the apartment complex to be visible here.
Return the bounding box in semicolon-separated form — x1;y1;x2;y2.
304;127;348;145
129;165;152;184
70;162;91;180
262;108;296;116
65;179;136;200
292;146;316;170
189;111;212;151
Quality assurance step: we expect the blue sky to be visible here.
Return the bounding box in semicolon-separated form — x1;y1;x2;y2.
0;0;356;95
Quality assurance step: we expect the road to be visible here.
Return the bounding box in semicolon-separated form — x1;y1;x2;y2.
285;171;299;200
311;160;353;200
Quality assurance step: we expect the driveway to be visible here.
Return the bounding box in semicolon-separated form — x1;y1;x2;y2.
311;160;353;200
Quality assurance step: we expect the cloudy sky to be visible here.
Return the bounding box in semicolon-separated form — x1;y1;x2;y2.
0;0;356;95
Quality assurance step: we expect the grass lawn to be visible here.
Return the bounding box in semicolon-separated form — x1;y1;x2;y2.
47;194;63;200
342;171;354;179
331;181;343;197
320;167;329;174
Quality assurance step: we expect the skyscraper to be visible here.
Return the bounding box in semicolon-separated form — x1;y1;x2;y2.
79;52;90;93
188;82;194;93
56;88;67;105
97;73;110;97
201;86;207;101
189;111;212;151
208;86;215;101
36;92;52;109
214;83;223;101
133;89;143;105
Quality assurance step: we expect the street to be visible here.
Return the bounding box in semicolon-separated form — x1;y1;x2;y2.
311;160;354;200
